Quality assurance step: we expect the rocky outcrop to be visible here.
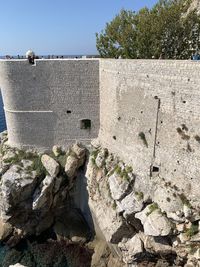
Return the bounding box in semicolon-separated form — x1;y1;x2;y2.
86;144;200;266
0;135;89;248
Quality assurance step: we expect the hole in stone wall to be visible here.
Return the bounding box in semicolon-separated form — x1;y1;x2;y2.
117;117;121;121
182;100;186;104
80;119;91;129
67;110;71;114
113;136;116;140
152;166;159;172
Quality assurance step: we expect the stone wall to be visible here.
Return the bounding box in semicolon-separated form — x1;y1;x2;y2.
1;58;200;202
99;59;200;203
0;59;100;150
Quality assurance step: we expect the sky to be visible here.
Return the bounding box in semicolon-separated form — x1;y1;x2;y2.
0;0;158;56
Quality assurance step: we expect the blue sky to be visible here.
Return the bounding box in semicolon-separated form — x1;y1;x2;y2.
0;0;158;56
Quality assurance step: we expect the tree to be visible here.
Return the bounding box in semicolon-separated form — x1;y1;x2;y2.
96;0;200;59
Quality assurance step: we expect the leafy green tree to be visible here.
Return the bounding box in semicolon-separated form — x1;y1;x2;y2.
96;0;200;59
96;10;138;58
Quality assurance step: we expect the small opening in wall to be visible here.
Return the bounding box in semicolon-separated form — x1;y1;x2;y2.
113;136;116;140
154;96;158;99
141;111;143;114
118;117;121;121
152;166;159;172
182;100;186;104
67;110;71;114
80;119;91;129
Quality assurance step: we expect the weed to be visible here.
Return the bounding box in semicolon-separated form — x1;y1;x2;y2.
115;165;122;175
91;150;99;159
135;191;144;201
186;224;199;238
125;166;133;173
139;132;148;147
112;202;117;210
179;194;192;208
146;203;159;216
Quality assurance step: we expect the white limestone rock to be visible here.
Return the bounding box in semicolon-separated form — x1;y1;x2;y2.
0;218;13;241
0;164;37;215
117;191;144;217
71;143;86;168
72;143;86;159
118;234;143;264
9;264;27;267
65;155;78;177
52;145;62;157
135;204;172;236
95;149;107;168
108;173;129;201
153;186;183;221
140;233;173;255
41;154;60;177
32;175;54;210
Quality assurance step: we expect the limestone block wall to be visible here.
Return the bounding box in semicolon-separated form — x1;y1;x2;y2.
99;59;200;202
0;59;99;150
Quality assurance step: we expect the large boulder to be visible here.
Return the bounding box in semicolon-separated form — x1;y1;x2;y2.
65;155;78;178
0;164;38;217
135;204;172;236
117;191;144;217
118;234;144;264
41;154;60;177
0;218;13;241
108;173;130;201
32;175;54;210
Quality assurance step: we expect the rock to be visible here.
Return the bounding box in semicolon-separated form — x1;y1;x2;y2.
9;264;27;267
117;191;144;217
72;143;86;159
108;173;130;201
41;154;60;177
178;233;190;243
53;175;63;194
91;138;101;149
153;186;183;220
2;150;16;162
35;213;54;235
32;175;54;210
95;149;107;168
71;143;86;168
141;234;173;255
0;219;13;240
0;164;38;216
135;204;172;236
71;236;87;243
52;145;62;157
183;205;192;218
118;234;143;264
65;155;78;177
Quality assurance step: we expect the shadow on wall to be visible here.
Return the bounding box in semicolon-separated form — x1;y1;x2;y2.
0;90;7;132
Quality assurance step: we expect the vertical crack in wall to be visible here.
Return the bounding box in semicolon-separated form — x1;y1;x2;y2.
150;98;161;177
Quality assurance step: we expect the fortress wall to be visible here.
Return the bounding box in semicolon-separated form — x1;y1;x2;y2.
0;59;100;150
99;60;200;200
